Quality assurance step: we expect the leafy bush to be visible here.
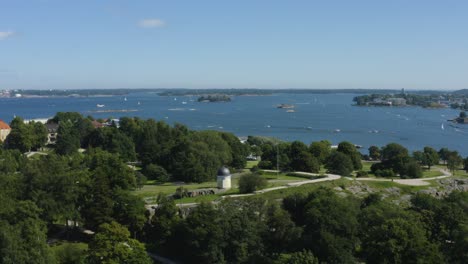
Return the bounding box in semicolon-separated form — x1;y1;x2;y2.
286;172;324;180
144;164;169;182
258;160;273;169
174;186;188;199
356;171;368;177
250;165;260;173
374;169;395;177
400;161;423;179
238;173;267;193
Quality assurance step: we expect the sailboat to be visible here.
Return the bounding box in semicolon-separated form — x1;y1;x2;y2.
124;97;127;101
441;123;445;130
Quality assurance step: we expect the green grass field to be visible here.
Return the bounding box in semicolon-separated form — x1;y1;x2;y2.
245;160;259;169
363;180;436;193
260;171;313;181
134;160;458;204
422;169;443;178
255;178;352;200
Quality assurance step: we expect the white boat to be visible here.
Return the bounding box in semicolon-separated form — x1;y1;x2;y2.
137;101;141;105
124;97;127;101
441;123;445;130
182;101;187;105
96;104;105;108
334;129;341;133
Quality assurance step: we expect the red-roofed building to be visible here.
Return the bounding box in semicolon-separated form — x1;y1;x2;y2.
0;120;11;142
91;120;104;129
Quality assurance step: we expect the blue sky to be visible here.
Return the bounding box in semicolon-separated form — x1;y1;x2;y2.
1;0;467;90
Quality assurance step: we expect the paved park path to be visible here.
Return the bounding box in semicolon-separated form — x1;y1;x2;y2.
223;171;341;198
147;168;453;210
352;168;452;186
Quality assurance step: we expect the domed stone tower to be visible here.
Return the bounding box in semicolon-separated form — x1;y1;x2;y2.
217;166;231;190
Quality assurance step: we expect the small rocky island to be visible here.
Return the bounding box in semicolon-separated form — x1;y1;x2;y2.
451;111;468;124
197;94;232;102
277;104;295;109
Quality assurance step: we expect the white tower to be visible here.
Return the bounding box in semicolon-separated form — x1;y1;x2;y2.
217;166;231;189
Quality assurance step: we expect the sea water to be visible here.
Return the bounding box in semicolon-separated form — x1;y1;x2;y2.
0;93;466;156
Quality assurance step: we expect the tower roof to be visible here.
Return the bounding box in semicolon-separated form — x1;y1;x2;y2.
0;120;11;130
217;166;231;176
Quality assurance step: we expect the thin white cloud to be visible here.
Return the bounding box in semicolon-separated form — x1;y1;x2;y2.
139;19;166;28
0;31;15;40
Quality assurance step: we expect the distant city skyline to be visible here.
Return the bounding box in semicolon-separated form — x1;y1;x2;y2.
1;0;467;90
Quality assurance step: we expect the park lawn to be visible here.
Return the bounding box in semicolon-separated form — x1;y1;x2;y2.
360;161;444;178
422;169;443;178
319;165;327;174
364;180;438;194
260;171;313;181
453;169;468;177
359;161;377;177
245;160;259;169
361;161;373;171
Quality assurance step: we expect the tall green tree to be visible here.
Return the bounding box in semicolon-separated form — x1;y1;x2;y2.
302;188;359;263
21;154;89;225
325;151;354;176
381;143;410;174
30;121;48;150
146;195;180;251
290;151;320;173
309;140;332;164
360;199;443;264
82;169;114;230
337;141;362;170
220;132;249;169
238;173;267;193
447;151;463;175
87;127;137;161
361;215;443;263
5;117;32;152
0;200;56;264
56;121;80;155
275;250;319;264
422;146;439;169
438;147;451;164
86;221;152;264
172;203;224;263
368;145;381;160
112;190;147;238
464;157;468;172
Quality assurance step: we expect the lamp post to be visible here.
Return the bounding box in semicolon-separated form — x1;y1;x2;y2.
276;143;280;179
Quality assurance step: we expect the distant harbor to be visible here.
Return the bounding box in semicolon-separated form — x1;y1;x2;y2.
1;92;467;156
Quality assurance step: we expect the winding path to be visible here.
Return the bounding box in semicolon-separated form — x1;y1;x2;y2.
352;168;452;186
222;171;341;198
146;168;452;210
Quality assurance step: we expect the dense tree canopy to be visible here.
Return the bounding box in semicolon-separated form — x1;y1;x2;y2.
86;221;152;264
1;113;467;264
325;151;354;176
